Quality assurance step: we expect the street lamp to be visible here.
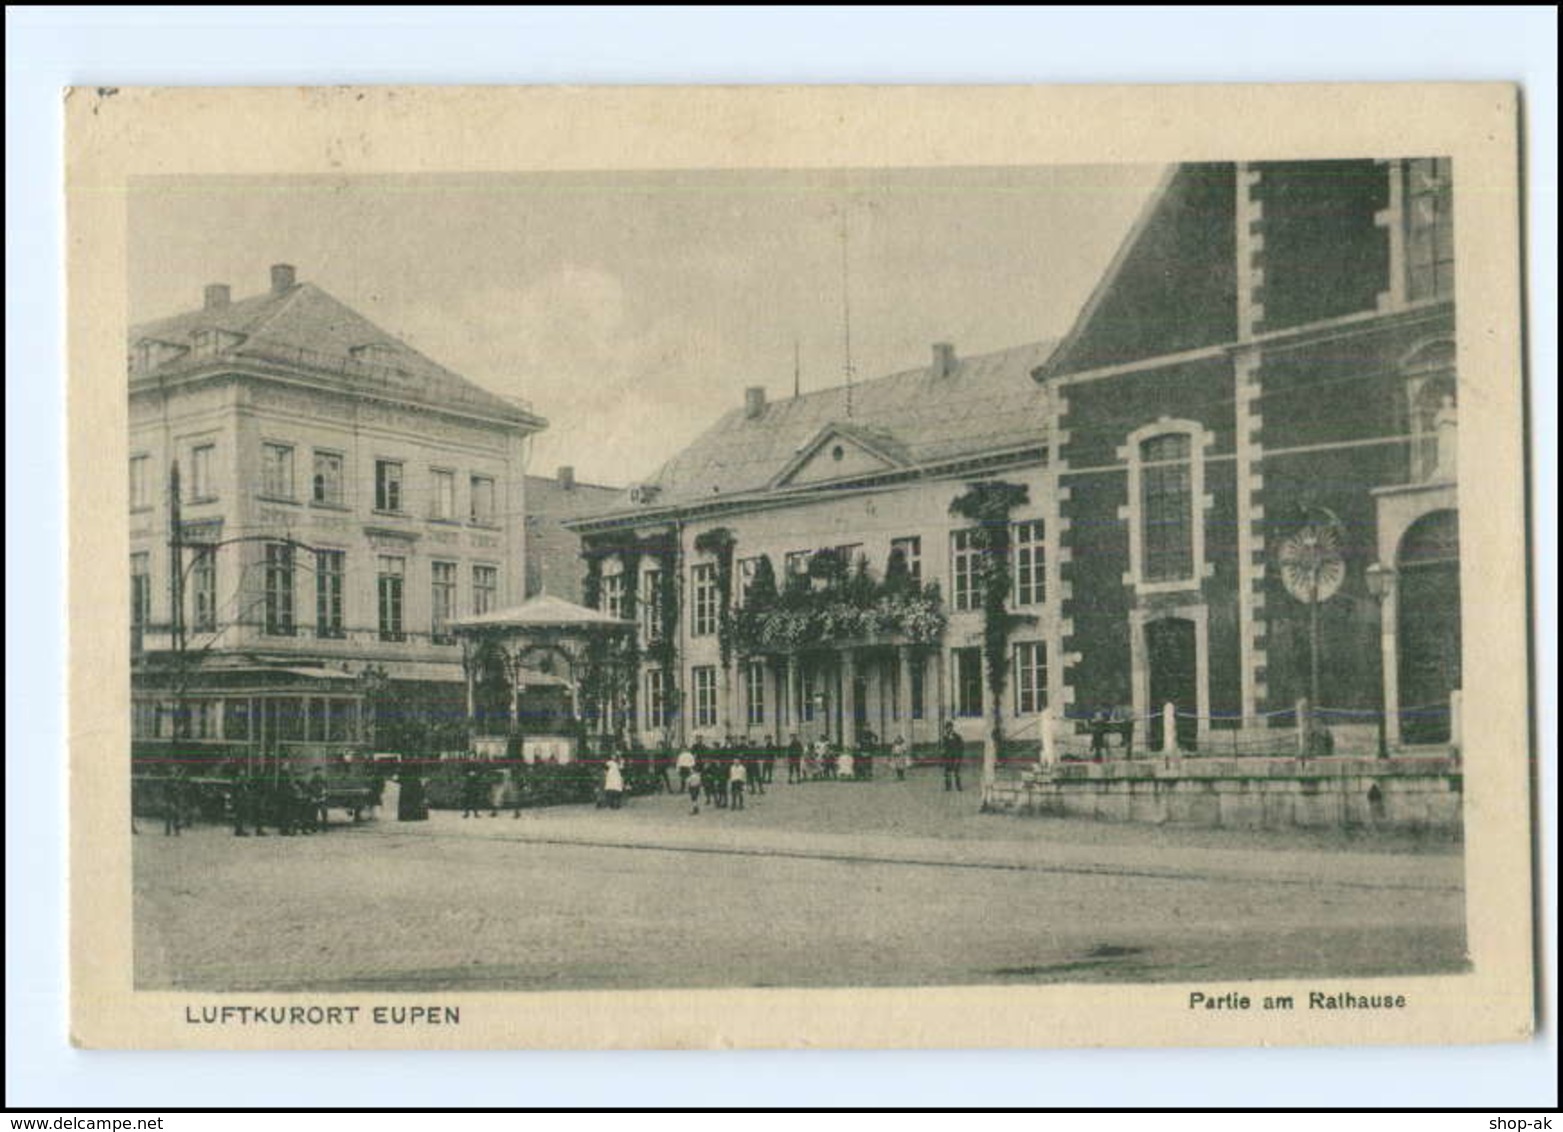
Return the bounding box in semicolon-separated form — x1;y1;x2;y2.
1364;563;1393;759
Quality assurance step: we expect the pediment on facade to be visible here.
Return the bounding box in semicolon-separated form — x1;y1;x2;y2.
771;423;908;488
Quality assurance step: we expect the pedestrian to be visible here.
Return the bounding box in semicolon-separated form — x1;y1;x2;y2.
687;767;703;814
761;734;777;785
461;767;484;818
603;756;625;810
162;768;184;836
307;767;329;832
941;721;964;792
746;744;765;797
786;734;803;783
891;735;911;780
676;745;696;791
858;727;876;780
835;746;854;782
728;758;747;811
1090;710;1108;762
655;748;674;795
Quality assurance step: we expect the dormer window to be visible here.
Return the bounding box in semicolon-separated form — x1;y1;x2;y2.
190;328;242;360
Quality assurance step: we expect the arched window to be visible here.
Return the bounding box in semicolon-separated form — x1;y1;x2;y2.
1120;420;1211;594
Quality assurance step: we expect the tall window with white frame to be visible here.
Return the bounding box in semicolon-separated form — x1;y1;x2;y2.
130;551;151;650
953;647;983;717
1140;433;1195;584
470;474;496;526
261;443;295;500
431;561;457;644
315;550;345;638
472;565;498;615
891;535;922;583
746;660;766;727
1013;641;1048;715
312;451;344;507
601;569;626;619
692;665;718;730
264;542;295;635
645;668;669;731
374;459;403;513
189;444;215;501
1406;158;1454;303
190;545;217;633
129;455;151;511
1013;520;1046;606
951;529;981;612
430;468;456;520
691;563;718;637
377;555;405;641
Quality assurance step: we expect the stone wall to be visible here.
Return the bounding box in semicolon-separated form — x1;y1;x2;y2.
987;756;1461;836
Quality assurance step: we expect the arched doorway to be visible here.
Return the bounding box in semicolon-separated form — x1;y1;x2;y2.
1397;510;1460;744
1146;616;1199;751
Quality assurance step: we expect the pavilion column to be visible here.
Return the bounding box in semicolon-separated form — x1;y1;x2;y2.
464;647;477;738
507;650;520;734
897;646;913;745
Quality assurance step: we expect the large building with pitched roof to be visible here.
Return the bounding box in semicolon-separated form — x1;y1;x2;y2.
569;338;1061;753
129;264;546;762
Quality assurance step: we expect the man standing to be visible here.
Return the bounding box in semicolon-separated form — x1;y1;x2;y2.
728;757;747;811
307;767;329;832
786;734;804;784
460;767;484;819
676;744;697;791
941;722;964;793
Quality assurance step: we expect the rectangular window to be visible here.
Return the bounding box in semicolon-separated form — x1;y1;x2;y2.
1141;433;1194;583
800;668;816;722
129;455;151;511
601;571;625;620
223;699;251;742
692;665;718;730
1014;642;1048;715
327;698;356;743
785;550;811;581
264;543;295;635
190;545;217;633
746;661;766;727
130;552;151;647
891;536;922;583
375;459;403;512
430;469;456;520
133;700;159;739
1406;158;1454;302
472;565;498;615
953;647;983;718
640;568;663;640
737;557;762;607
189;444;215;500
470;474;496;525
645;668;670;730
431;561;457;643
311;450;344;507
691;562;718;637
952;529;981;612
1013;520;1046;606
261;443;295;500
308;698;328;743
377;555;405;641
315;549;345;638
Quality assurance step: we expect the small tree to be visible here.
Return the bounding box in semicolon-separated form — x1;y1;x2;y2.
693;527;738;732
949;480;1033;797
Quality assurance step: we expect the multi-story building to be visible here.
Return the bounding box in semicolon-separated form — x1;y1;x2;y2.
569;341;1058;751
129;264;544;762
571;158;1460;760
523;466;622;604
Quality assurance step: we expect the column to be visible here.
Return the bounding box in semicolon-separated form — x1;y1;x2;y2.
1380;572;1401;749
842;649;857;744
897;646;913;746
786;655;799;740
464;648;477;738
507;650;520;734
932;649;947;729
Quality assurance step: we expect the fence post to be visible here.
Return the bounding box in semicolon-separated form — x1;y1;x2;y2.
1161;702;1177;755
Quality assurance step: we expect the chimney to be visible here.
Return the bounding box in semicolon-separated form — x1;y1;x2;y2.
203;283;231;310
931;342;957;379
557;465;575;491
270;263;297;294
744;386;767;420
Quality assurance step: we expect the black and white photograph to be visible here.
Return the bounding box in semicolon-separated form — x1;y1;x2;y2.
64;84;1534;1052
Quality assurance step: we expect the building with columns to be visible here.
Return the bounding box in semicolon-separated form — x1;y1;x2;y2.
568;340;1059;751
572;158;1460;759
129;264;545;764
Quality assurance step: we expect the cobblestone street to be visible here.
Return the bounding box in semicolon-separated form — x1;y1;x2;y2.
135;769;1467;992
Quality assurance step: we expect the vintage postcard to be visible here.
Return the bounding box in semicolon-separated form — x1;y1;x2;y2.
67;85;1532;1049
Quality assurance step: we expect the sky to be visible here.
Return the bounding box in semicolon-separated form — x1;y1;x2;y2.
129;165;1165;486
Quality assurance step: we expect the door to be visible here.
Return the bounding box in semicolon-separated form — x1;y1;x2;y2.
1146;617;1199;751
1397;510;1460;744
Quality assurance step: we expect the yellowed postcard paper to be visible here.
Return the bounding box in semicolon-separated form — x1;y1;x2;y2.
68;84;1532;1049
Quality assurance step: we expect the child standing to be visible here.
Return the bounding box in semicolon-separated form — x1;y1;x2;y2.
687;768;703;814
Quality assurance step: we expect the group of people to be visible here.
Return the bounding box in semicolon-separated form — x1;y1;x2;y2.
228;767;332;837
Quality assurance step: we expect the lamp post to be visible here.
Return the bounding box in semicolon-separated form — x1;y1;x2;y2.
1365;563;1393;759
